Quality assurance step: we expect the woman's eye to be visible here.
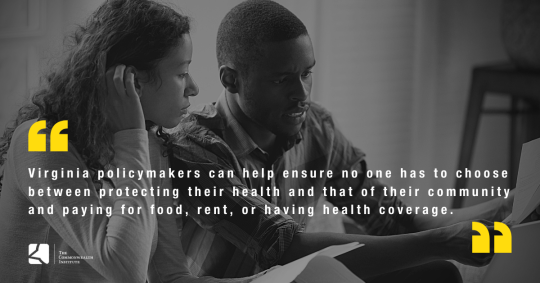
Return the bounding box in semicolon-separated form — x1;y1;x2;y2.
179;73;188;79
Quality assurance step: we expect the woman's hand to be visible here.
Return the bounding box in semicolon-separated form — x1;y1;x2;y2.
105;65;145;133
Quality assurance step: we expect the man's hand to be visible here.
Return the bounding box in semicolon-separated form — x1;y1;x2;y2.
281;219;498;279
524;206;540;222
434;219;494;267
496;189;540;223
494;189;515;221
415;189;539;231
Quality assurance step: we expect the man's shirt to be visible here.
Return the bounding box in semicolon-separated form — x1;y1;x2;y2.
169;92;416;278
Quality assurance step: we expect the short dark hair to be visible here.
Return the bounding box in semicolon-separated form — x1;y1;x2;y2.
216;0;308;75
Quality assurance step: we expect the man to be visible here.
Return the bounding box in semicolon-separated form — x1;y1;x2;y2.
168;0;512;281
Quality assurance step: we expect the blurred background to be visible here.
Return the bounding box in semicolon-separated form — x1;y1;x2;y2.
0;0;534;210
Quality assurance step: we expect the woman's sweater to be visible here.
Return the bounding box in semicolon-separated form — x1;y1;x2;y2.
0;119;156;282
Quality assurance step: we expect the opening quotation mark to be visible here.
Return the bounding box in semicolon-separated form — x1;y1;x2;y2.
28;120;68;152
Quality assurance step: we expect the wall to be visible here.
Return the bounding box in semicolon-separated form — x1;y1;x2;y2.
0;0;511;208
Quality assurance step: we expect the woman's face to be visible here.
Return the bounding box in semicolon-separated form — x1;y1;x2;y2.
139;33;198;128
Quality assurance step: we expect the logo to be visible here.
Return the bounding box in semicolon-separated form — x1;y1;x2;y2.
28;120;68;152
28;243;49;264
472;221;512;253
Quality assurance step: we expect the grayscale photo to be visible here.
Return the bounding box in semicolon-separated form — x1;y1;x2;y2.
0;0;539;282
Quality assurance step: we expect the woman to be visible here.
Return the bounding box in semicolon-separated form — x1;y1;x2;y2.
0;0;237;282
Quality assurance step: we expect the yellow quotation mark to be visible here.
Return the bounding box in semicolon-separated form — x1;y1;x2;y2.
472;221;512;253
28;120;68;152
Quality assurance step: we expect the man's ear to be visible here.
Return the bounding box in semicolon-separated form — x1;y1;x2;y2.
219;65;240;93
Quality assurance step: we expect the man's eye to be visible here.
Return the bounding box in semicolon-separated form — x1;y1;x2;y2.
179;73;188;79
272;78;286;84
301;71;313;78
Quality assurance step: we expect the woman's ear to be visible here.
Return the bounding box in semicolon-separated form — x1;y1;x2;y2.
130;68;142;87
219;65;239;93
133;69;150;97
134;77;141;90
125;66;141;98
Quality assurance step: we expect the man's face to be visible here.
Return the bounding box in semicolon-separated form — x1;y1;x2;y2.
238;35;315;137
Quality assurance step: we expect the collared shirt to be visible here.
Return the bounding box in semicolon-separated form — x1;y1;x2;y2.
169;92;416;278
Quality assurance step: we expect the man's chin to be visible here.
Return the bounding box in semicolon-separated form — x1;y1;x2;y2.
273;124;303;138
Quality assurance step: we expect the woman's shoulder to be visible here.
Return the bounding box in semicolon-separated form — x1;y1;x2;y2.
12;118;38;137
10;119;40;154
8;119;85;168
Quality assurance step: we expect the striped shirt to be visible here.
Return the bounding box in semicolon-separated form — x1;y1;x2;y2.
168;92;415;278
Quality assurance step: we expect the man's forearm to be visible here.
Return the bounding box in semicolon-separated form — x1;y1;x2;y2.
413;196;508;231
279;230;445;279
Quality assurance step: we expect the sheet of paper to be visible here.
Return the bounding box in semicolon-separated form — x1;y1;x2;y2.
314;241;364;258
511;137;540;224
294;256;365;283
252;242;364;283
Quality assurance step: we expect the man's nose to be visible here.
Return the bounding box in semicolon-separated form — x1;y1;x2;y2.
290;79;309;102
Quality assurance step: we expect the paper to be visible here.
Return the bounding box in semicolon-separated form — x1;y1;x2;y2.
252;242;364;283
510;137;540;224
294;256;365;283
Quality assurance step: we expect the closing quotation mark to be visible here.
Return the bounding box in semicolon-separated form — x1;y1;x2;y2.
28;120;68;152
472;221;512;253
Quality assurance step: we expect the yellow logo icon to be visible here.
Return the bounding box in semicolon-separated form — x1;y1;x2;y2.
472;221;512;253
28;120;68;152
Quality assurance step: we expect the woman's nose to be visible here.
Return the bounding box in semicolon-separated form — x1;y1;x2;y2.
185;73;199;97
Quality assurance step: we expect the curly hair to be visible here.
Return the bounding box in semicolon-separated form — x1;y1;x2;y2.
0;0;190;189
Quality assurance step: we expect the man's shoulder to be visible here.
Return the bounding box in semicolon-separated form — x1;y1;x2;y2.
304;101;336;133
180;103;228;147
307;101;333;121
169;110;237;167
189;103;223;131
185;102;227;144
190;103;217;117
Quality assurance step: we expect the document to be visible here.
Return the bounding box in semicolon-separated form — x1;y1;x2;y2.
509;137;540;224
253;242;364;283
